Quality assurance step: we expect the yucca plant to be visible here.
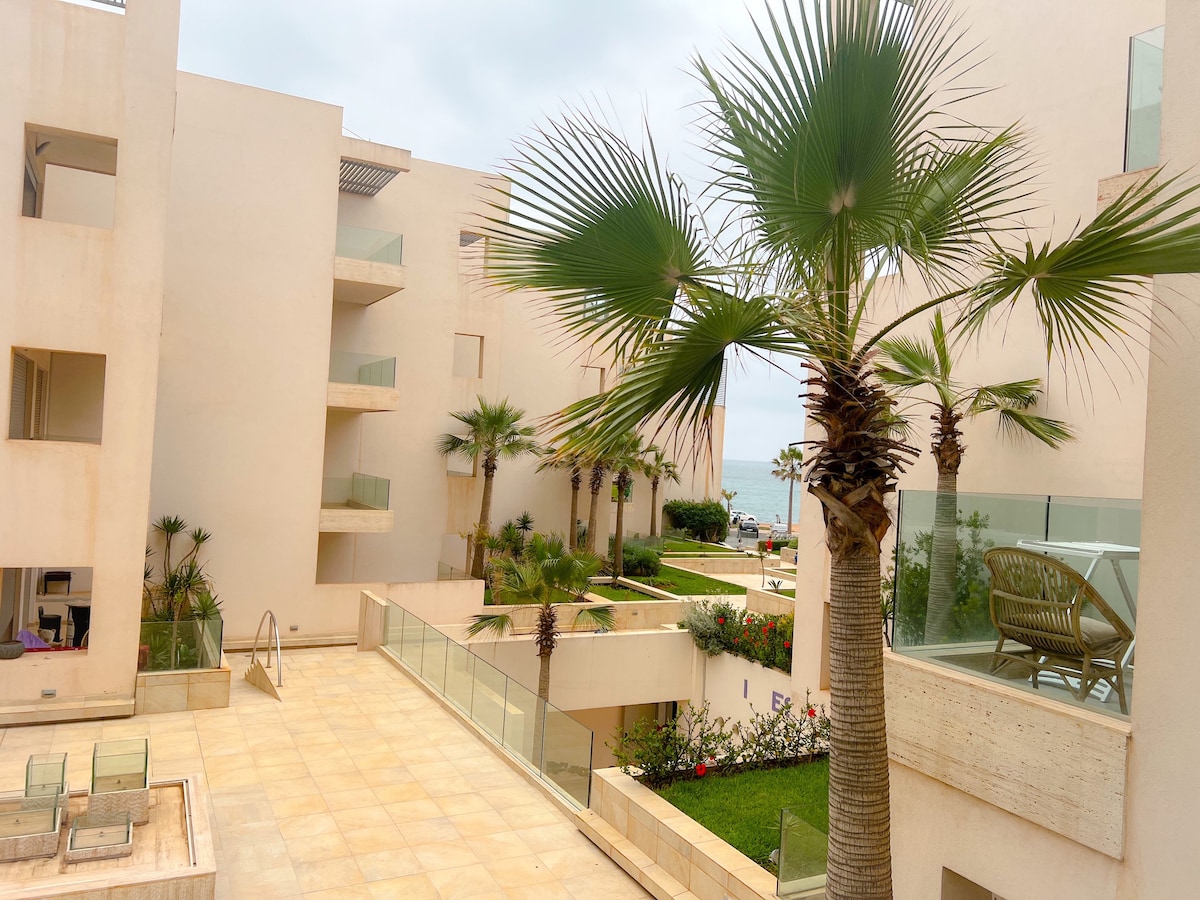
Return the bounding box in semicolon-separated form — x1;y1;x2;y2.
478;2;1200;895
877;311;1073;643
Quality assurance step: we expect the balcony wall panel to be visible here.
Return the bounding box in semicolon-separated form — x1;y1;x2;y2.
884;652;1129;859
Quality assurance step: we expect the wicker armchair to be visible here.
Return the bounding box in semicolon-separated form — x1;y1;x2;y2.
984;546;1134;714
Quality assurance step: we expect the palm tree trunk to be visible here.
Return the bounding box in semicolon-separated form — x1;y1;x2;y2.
586;465;605;553
569;470;581;550
923;468;959;644
471;460;497;579
826;550;892;900
612;476;628;585
649;477;660;537
533;604;556;771
786;479;795;534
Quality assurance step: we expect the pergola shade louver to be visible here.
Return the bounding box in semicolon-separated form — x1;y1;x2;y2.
339;158;402;196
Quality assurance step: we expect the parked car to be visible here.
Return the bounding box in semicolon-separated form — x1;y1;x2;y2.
730;510;747;526
739;515;759;535
768;523;790;541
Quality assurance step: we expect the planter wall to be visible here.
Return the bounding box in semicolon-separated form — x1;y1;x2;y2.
746;586;795;617
580;767;789;900
704;651;798;728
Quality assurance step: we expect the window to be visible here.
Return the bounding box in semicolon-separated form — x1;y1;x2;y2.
942;868;1007;900
22;125;118;228
0;566;93;650
9;349;105;444
452;334;483;379
579;365;605;398
1125;25;1164;172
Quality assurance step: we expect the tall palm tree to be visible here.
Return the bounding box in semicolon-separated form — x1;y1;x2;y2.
582;447;613;555
771;447;805;536
644;447;681;537
479;3;1200;894
877;311;1073;643
437;396;539;579
720;488;737;519
606;433;651;583
537;449;585;549
467;534;615;763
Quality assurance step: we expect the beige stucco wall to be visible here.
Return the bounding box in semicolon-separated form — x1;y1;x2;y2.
0;0;179;712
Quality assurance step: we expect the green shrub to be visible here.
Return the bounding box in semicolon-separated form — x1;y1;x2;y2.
679;600;794;672
662;500;729;542
609;698;829;788
623;544;662;577
758;538;798;553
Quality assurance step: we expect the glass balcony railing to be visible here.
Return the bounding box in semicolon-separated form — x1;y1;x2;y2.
1125;25;1164;172
335;224;404;265
328;351;396;388
382;602;594;808
891;490;1140;717
138;617;223;672
777;807;828;897
321;473;390;510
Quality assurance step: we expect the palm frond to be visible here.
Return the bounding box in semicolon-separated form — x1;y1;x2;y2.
991;407;1076;448
966;379;1042;411
571;604;616;633
466;613;514;640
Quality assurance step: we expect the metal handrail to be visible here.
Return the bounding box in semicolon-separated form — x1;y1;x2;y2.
249;611;283;687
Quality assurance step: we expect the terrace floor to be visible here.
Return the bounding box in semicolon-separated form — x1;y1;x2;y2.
0;647;649;900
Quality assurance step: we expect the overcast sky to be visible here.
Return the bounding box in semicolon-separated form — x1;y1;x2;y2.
176;0;807;462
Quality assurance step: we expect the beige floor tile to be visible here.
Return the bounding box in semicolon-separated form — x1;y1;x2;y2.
482;854;559;889
341;825;408;855
434;792;492;817
425;862;504;899
463;831;534;861
503;883;579;900
300;886;374;899
352;847;423;882
331;804;393;832
410;838;481;872
293;856;366;894
285;830;352;862
313;771;371;794
265;776;322;800
271;793;330;819
323;788;381;812
259;762;313;783
371;781;429;804
497;803;567;830
398;816;461;846
279;812;341;840
252;747;306;768
383;798;444;825
561;869;648;900
365;873;440;899
449;810;511;838
537;844;616;880
514;823;592;855
361;765;415;787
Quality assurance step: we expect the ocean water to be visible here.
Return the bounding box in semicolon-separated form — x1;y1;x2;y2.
720;458;803;526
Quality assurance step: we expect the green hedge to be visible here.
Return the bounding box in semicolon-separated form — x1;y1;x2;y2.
679;600;793;672
662;500;729;542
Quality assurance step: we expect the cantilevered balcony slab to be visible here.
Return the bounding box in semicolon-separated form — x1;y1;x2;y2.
327;382;400;412
319;507;395;533
333;225;406;305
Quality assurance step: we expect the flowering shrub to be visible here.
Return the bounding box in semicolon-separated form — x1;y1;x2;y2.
679;600;793;672
610;698;830;788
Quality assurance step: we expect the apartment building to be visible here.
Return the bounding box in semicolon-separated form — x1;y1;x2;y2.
0;0;720;724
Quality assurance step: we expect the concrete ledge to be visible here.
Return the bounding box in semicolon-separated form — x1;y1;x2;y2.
327;382;401;412
746;586;794;617
134;664;231;715
585;766;795;900
667;557;766;576
0;696;134;727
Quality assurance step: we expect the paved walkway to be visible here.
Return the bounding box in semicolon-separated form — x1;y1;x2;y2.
0;647;649;900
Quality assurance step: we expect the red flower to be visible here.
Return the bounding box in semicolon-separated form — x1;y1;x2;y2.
807;708;816;718
695;762;707;777
784;640;791;649
769;621;776;629
743;630;749;637
717;617;725;625
762;626;769;634
734;638;739;643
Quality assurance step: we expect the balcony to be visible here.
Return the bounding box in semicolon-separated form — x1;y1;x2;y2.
327;351;399;412
318;473;393;533
333;225;405;305
890;490;1139;719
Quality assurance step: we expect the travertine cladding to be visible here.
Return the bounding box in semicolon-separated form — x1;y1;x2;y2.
884;652;1130;859
581;766;789;900
488;597;693;632
0;808;60;862
325;382;401;412
746;586;795;616
88;787;149;827
133;666;230;714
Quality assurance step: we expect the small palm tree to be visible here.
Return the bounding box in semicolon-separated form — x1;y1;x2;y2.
720;488;737;519
437;396;539;579
467;534;615;738
771;447;805;536
538;450;585;548
644;447;681;537
607;433;652;583
877;311;1074;643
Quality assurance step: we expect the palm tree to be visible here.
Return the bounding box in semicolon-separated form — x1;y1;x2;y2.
644;447;681;537
582;446;614;555
606;433;651;583
437;396;539;579
720;489;737;519
538;449;585;549
467;534;615;762
877;311;1073;643
480;4;1200;894
771;447;805;537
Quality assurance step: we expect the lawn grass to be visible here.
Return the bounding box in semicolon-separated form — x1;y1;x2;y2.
661;550;745;558
657;759;829;867
586;583;650;602
631;565;746;596
662;538;731;553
